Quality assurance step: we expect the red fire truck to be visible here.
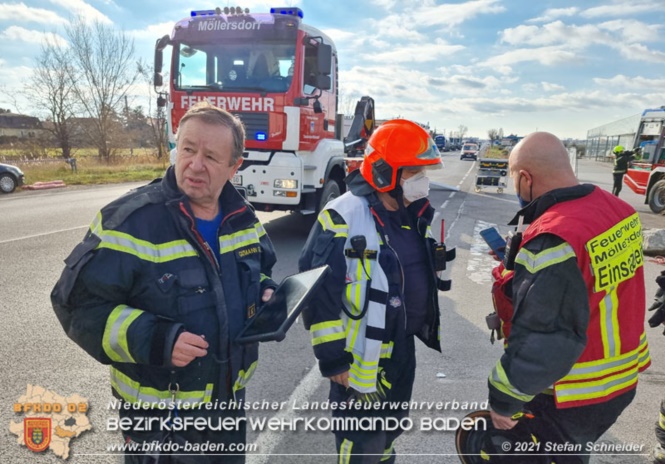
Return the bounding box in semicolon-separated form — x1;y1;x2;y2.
153;6;377;214
624;108;665;214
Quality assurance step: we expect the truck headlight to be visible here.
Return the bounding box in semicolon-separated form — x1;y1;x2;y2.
274;179;298;189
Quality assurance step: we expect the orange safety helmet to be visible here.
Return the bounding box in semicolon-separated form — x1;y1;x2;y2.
360;119;442;192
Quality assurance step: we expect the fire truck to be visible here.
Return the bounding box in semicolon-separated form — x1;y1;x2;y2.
154;6;374;214
624;108;665;214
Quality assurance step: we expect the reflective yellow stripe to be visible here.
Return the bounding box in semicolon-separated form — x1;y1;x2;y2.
555;365;638;403
219;226;262;254
103;305;142;363
311;320;345;346
318;210;348;238
599;286;621;358
339;439;353;464
110;367;213;406
489;361;535;402
380;342;394;359
659;412;665;430
91;213;198;263
381;442;394;461
233;360;258;392
515;242;576;274
556;333;650;404
564;339;644;380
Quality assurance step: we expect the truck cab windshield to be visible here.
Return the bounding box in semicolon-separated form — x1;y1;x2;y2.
175;40;296;93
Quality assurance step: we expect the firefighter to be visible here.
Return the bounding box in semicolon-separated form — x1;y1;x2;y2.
51;101;277;463
298;119;455;464
648;270;665;463
483;132;650;464
612;144;636;197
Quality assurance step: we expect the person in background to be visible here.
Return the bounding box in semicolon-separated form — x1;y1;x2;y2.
485;132;650;463
51;101;277;463
647;270;665;464
612;144;636;197
299;119;455;464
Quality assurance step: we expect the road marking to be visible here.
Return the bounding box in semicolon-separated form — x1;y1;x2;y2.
248;365;323;464
0;225;88;245
466;220;501;285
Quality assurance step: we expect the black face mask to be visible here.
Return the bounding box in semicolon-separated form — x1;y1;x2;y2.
516;173;533;207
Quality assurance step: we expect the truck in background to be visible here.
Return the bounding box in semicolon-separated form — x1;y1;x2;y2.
624;108;665;213
434;135;446;152
154;6;374;214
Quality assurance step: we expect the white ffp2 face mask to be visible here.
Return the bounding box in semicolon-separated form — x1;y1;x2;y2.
401;171;429;202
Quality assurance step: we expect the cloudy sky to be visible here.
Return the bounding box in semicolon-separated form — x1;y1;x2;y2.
1;0;664;139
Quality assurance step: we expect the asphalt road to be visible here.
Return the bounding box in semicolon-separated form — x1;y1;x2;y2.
1;154;663;463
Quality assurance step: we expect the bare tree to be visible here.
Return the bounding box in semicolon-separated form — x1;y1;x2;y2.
137;61;169;158
487;128;499;143
458;124;468;141
65;17;140;159
26;35;77;159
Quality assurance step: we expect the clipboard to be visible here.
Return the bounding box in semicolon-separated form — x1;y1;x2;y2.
235;265;331;344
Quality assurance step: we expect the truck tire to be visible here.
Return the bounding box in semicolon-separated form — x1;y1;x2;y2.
318;180;340;212
648;179;665;214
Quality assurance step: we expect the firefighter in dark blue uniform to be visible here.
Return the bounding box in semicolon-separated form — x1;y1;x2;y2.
299;119;455;463
51;101;277;463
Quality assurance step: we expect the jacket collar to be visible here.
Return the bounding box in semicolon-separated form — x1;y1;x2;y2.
508;183;595;225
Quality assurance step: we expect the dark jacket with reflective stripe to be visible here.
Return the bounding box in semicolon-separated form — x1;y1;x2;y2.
51;167;277;406
298;171;447;381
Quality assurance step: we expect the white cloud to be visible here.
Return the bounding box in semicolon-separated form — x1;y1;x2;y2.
581;1;662;18
542;82;565;92
0;2;67;25
367;14;426;41
500;21;606;48
528;7;579;23
593;74;665;90
0;26;67;46
363;39;464;63
411;0;506;28
128;22;175;40
598;19;662;43
484;46;580;67
47;0;112;24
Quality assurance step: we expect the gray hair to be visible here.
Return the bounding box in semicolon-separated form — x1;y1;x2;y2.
176;101;245;165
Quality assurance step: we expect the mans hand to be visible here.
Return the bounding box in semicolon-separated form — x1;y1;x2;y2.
171;332;209;367
490;409;518;430
261;288;275;303
329;370;349;388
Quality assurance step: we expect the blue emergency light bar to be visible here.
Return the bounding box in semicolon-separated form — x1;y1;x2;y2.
255;132;267;141
270;7;304;18
191;10;215;17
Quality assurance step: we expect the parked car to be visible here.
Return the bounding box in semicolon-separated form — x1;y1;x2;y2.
0;162;25;193
460;143;479;161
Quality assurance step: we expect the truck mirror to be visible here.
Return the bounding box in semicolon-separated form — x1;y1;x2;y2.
154;35;170;87
317;43;332;76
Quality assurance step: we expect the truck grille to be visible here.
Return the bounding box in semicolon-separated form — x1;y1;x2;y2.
233;112;269;140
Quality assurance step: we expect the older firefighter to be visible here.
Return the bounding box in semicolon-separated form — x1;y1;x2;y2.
299;119;455;463
474;132;651;464
51;102;277;463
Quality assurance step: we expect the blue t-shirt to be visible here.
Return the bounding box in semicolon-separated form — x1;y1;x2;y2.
196;210;247;338
195;211;223;263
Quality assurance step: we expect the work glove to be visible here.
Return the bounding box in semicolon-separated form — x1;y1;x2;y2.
346;370;390;404
647;271;665;333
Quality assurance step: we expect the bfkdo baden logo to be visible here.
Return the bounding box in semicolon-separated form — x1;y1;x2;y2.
9;384;92;459
24;418;52;452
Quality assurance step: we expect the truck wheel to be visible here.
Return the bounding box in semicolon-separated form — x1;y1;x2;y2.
648;180;665;214
318;180;340;212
